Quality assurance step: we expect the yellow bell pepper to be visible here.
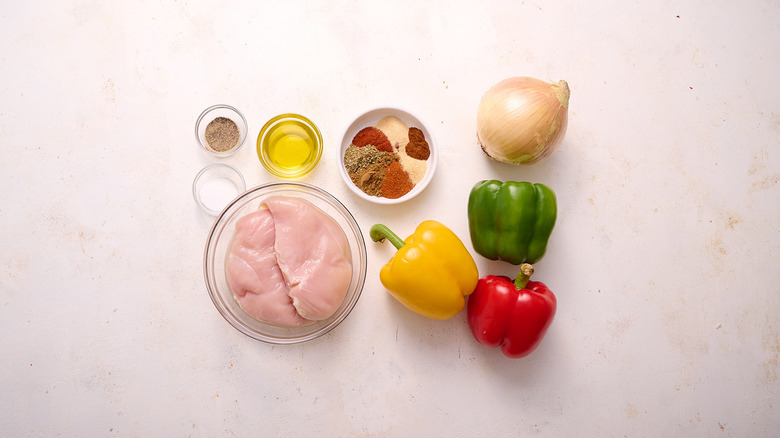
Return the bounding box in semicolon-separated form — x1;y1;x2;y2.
369;220;479;320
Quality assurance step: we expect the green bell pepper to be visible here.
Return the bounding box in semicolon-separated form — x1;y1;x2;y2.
467;180;557;265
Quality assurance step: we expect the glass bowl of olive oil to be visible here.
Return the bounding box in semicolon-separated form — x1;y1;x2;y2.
257;114;323;178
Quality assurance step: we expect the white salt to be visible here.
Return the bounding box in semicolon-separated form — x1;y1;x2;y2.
199;177;238;213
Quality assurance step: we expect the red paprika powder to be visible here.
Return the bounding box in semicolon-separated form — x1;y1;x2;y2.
352;127;392;153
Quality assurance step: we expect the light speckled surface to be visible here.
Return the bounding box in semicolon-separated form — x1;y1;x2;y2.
1;1;778;436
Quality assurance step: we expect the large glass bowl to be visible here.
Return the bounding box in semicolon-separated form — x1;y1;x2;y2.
203;182;367;343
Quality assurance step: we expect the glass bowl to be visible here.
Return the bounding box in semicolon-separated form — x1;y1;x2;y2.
203;182;367;343
338;107;437;204
192;164;246;216
195;104;248;157
257;114;323;178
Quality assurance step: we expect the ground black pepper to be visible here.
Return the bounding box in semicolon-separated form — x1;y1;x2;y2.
204;117;240;153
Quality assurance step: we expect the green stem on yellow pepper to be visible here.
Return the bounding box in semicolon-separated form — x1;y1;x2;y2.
514;263;535;289
370;224;406;250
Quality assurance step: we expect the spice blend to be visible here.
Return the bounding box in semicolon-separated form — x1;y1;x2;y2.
344;116;429;199
204;117;240;153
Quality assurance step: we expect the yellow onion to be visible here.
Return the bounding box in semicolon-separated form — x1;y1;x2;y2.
476;76;570;165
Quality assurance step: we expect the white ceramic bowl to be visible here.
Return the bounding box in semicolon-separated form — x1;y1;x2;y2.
203;182;367;344
338;107;437;204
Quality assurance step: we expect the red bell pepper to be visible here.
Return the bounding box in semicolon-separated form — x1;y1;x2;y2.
467;264;556;358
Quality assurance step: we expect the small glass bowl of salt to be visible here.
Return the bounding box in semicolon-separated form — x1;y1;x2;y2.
192;164;246;216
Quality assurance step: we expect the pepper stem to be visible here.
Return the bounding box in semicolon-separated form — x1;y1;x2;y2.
369;224;406;250
514;263;535;289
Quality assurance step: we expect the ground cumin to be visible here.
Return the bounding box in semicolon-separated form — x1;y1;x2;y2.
350;155;396;197
346;145;398;197
381;161;414;199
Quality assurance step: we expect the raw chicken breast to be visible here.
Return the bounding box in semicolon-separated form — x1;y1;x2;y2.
225;196;353;327
263;196;353;321
226;208;312;327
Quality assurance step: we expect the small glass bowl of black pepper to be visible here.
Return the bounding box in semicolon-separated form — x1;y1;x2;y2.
195;104;248;157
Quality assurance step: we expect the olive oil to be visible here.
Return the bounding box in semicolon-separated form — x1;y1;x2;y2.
258;115;322;178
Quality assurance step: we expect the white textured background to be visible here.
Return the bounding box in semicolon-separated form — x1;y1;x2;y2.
1;1;778;436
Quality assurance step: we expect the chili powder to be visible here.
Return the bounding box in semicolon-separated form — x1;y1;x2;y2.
381;161;414;199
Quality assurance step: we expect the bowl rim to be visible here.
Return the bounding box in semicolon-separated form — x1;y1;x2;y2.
195;104;248;157
338;106;438;204
203;181;367;344
256;113;324;178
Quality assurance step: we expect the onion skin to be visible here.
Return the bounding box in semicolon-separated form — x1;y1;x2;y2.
477;77;570;165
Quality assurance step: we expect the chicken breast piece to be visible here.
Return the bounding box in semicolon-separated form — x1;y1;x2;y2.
226;207;313;327
225;196;353;327
263;196;353;321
